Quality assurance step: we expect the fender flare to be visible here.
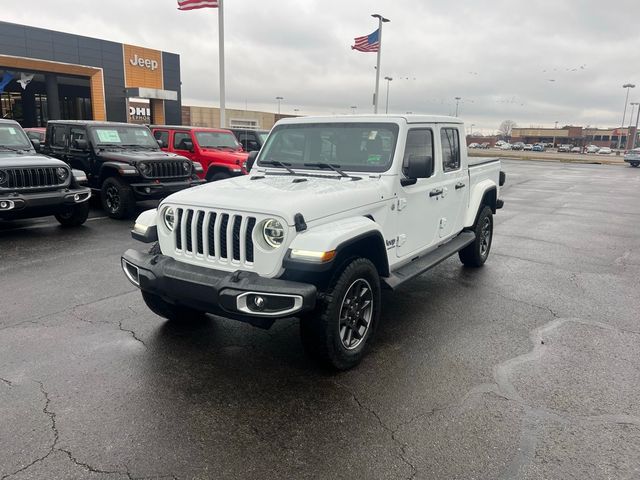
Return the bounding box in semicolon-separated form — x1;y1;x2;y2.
99;161;136;181
464;180;497;227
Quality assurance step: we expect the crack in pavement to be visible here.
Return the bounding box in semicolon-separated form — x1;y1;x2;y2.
59;449;135;479
118;321;147;348
0;377;12;387
333;380;418;480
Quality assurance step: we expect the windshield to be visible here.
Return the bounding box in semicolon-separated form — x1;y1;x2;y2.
258;132;268;143
0;124;32;149
257;123;399;173
194;131;240;149
90;125;158;148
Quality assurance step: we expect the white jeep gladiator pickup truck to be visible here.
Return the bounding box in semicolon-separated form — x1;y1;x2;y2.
122;115;505;369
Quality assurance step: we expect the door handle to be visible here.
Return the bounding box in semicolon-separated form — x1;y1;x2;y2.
455;182;466;190
429;188;443;197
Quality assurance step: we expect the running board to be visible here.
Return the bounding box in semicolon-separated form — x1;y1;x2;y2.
383;231;476;289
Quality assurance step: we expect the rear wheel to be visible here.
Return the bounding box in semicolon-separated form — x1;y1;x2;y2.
141;291;206;322
459;206;493;267
300;258;381;370
631;161;639;168
101;177;135;219
55;201;89;227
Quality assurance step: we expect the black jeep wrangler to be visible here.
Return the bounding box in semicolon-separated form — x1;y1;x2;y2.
0;119;91;227
43;121;204;219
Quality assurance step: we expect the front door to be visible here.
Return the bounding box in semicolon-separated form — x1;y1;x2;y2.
172;130;198;162
68;127;91;173
396;128;443;258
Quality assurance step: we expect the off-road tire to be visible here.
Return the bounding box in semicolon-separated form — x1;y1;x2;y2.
209;172;231;182
459;205;493;267
631;161;639;168
55;201;90;227
101;177;135;219
300;258;381;370
141;291;206;322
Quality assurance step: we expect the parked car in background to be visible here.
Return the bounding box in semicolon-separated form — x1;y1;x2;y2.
1;119;91;226
24;127;46;143
500;143;512;150
511;142;525;151
228;128;269;152
523;144;533;151
495;140;506;148
557;144;573;152
570;146;581;153
468;142;480;149
480;142;491;149
586;145;600;154
152;126;249;182
532;144;545;152
44;121;204;219
597;147;612;155
624;148;640;167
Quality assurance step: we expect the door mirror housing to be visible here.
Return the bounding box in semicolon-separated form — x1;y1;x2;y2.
181;140;194;152
72;138;88;150
30;139;41;152
404;155;434;179
157;139;165;148
246;150;259;172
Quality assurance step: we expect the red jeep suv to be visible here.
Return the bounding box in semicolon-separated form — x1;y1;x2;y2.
151;126;249;181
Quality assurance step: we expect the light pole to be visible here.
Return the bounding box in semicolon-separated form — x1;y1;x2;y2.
618;83;636;149
371;13;390;114
384;76;393;114
470;124;476;136
631;102;640;149
275;96;284;115
454;97;461;117
553;121;559;148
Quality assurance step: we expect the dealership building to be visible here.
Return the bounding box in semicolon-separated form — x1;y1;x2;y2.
511;126;637;149
0;21;182;127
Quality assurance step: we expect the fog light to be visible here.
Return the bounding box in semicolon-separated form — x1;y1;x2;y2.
0;200;14;210
74;194;80;202
250;295;266;311
144;187;151;193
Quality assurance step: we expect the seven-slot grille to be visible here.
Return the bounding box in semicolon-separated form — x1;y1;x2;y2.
0;167;67;189
175;208;257;265
145;161;188;179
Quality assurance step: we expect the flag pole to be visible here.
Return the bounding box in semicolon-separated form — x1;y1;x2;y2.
218;0;226;128
371;14;389;114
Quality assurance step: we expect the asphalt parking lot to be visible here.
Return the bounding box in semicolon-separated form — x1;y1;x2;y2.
1;160;639;480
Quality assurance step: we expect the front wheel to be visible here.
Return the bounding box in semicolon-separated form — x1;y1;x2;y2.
101;177;135;219
300;258;381;370
631;162;639;168
459;206;493;267
55;201;90;227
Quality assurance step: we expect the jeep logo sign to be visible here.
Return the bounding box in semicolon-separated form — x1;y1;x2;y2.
130;54;158;71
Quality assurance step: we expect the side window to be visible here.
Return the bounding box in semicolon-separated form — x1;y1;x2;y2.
441;128;460;172
173;132;191;150
52;126;66;148
403;129;434;176
154;130;169;147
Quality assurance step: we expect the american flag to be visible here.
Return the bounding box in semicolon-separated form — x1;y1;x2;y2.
351;29;380;52
177;0;218;10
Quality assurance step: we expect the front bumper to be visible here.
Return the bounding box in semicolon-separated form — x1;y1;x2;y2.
130;178;206;200
0;187;91;220
121;249;317;327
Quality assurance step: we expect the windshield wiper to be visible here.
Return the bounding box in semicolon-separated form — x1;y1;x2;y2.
260;160;297;175
304;162;352;178
0;146;28;153
98;143;125;150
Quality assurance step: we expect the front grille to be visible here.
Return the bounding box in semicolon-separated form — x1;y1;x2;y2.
1;167;67;190
175;208;257;266
146;161;188;179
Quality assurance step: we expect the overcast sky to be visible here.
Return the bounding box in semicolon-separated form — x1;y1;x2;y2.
5;0;640;133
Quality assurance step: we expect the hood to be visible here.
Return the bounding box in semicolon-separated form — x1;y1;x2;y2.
98;150;189;164
0;152;67;168
199;149;248;162
164;173;388;225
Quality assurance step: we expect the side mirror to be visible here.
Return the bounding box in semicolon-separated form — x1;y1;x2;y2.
157;139;165;148
73;138;88;150
404;155;434;180
246;150;259;172
30;139;41;152
182;140;194;152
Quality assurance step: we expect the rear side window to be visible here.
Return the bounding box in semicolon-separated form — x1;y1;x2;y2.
441;128;460;172
51;126;66;147
154;130;169;146
173;132;191;150
403;129;433;176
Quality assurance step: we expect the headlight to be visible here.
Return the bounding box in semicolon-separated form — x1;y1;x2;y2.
56;167;68;181
0;170;6;185
262;218;285;248
138;162;151;176
163;207;176;231
182;161;191;173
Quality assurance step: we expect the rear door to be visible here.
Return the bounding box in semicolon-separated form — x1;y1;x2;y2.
68;126;91;173
396;128;443;258
153;129;170;151
47;124;68;161
435;126;468;239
